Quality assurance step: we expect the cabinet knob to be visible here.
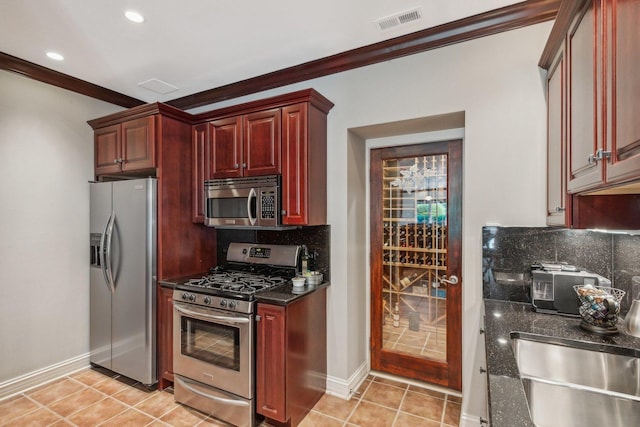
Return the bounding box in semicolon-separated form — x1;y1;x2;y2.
234;163;240;169
587;149;612;165
241;163;247;168
281;210;287;216
555;206;566;212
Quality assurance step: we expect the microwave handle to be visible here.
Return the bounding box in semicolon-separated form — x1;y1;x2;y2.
247;188;257;226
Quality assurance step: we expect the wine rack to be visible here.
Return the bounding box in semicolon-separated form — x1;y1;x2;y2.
381;155;448;325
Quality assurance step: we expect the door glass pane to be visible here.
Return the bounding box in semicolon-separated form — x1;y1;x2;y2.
382;154;447;362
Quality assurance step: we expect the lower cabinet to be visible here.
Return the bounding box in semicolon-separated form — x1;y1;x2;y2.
256;287;327;426
157;285;174;390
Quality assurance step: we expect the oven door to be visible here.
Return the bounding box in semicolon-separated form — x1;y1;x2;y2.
173;301;253;399
205;186;257;227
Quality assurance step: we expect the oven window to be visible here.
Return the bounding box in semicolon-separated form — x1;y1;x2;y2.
180;316;240;371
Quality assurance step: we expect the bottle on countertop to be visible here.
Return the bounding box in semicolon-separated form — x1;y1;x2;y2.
301;245;310;275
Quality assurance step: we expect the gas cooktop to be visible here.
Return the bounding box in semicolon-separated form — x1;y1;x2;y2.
176;267;290;299
175;243;301;300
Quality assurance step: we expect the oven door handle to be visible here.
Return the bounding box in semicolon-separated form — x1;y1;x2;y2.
176;377;250;407
174;303;251;325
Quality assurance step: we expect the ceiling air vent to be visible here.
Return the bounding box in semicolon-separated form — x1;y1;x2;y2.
375;8;423;31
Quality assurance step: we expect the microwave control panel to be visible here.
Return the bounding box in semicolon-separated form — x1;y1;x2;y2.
260;190;276;219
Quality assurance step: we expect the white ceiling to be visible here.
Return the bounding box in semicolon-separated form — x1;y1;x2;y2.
0;0;521;104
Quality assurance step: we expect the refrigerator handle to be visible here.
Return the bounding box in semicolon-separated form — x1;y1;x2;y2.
104;211;116;293
99;215;111;292
247;188;257;226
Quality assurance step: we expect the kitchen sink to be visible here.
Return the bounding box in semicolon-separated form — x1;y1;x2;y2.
511;333;640;427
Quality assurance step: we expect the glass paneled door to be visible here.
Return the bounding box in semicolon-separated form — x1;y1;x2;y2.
370;140;462;391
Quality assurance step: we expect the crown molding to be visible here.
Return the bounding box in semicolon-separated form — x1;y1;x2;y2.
1;0;561;111
0;51;144;108
167;0;561;110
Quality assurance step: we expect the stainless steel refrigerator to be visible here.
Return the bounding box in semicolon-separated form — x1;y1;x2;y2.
90;178;157;385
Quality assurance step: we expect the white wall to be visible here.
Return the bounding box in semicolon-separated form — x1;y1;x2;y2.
0;71;121;389
191;20;552;421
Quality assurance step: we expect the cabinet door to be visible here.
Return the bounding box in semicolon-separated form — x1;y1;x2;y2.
209;117;243;179
256;303;286;422
95;124;122;175
121;116;156;172
281;104;308;224
192;124;207;223
546;48;569;226
567;1;604;193
605;0;640;184
157;286;174;390
243;109;281;177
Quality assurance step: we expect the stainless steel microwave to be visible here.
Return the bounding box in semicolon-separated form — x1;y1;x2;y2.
204;175;280;228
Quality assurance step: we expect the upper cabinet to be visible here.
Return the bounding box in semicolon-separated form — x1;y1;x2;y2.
208;109;281;179
94;116;155;175
566;0;603;193
543;0;640;198
546;45;569;226
89;103;191;179
193;89;334;226
603;0;640;185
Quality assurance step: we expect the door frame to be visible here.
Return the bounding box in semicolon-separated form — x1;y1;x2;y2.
365;133;463;391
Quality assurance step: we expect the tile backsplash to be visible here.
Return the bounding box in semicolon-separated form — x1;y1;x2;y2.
482;226;640;313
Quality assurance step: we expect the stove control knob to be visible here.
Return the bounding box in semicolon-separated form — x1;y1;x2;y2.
220;299;228;308
203;296;211;305
181;293;189;301
228;301;237;309
189;294;196;302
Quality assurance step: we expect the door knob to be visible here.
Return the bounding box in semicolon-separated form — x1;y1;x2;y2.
440;275;459;285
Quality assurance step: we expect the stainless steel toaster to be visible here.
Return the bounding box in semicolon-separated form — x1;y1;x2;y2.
531;262;612;316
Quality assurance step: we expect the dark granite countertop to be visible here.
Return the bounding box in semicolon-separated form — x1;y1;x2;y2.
484;299;640;427
158;276;329;306
255;282;329;305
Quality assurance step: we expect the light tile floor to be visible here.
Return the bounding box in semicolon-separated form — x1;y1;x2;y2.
0;368;461;427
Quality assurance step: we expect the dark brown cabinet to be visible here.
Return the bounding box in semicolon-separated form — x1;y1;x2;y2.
540;0;640;229
603;0;640;185
256;304;286;420
281;103;328;225
256;287;327;426
208;109;281;179
192;89;333;226
560;0;640;194
566;0;603;193
192;123;207;223
546;45;570;226
94;116;156;175
157;285;174;390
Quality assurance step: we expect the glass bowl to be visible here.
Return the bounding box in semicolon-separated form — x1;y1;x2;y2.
574;285;625;329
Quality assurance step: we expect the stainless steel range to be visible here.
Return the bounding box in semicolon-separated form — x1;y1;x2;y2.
172;243;300;427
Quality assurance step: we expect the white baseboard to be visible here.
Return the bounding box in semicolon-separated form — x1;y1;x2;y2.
0;353;90;401
460;412;485;426
325;361;369;400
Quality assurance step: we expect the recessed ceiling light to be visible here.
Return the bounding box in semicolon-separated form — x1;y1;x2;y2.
125;10;145;23
46;52;64;61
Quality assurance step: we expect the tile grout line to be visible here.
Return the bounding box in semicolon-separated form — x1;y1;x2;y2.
341;377;370;426
390;384;409;427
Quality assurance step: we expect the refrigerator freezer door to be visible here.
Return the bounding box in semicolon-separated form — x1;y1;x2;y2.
111;179;157;385
90;182;113;370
